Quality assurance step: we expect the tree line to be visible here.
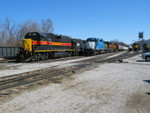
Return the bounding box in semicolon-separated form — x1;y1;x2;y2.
111;39;129;46
0;17;54;47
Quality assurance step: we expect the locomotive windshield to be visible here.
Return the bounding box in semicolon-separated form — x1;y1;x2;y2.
25;32;51;41
86;38;97;43
25;32;41;41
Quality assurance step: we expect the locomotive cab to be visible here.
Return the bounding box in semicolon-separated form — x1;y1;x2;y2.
16;32;47;62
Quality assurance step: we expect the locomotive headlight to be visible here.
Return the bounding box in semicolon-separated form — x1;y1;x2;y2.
77;43;80;47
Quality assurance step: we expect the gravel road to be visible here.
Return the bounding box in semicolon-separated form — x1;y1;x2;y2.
0;54;150;113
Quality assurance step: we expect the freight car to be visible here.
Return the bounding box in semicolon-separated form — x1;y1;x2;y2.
118;45;129;51
132;43;139;51
128;45;132;51
16;32;85;62
143;44;149;52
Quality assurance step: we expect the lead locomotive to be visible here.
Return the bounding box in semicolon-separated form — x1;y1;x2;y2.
16;32;85;62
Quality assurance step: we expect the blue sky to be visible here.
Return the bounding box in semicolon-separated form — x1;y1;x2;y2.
0;0;150;44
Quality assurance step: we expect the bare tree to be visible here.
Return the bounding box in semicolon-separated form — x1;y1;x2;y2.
111;39;128;46
5;18;16;38
41;18;54;33
18;20;40;38
4;17;17;46
0;17;54;46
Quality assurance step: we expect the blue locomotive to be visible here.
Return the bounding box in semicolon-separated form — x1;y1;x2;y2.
85;38;105;55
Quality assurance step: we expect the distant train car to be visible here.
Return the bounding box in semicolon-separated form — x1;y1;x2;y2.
112;43;119;52
104;41;116;52
121;46;129;50
132;43;139;51
128;45;132;51
108;42;114;52
114;44;119;51
85;38;105;55
143;44;149;52
118;45;129;51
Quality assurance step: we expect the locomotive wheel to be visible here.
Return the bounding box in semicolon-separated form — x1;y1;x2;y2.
35;54;40;61
69;52;72;57
16;57;21;62
41;54;45;61
35;55;38;61
65;52;69;57
45;53;49;60
49;52;54;59
75;52;79;56
92;51;95;56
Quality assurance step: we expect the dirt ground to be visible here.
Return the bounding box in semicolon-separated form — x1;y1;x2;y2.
0;54;150;113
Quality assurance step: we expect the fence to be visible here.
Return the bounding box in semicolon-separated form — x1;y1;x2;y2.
0;47;18;58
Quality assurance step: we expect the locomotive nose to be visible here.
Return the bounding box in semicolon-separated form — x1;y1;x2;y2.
22;39;32;52
85;41;96;49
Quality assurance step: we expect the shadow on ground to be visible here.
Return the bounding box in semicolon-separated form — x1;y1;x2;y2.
145;92;150;95
143;80;150;96
136;60;146;62
137;59;150;62
143;80;150;84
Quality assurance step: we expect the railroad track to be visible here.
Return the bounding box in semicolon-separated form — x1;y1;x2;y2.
0;51;139;102
0;64;89;91
96;51;139;63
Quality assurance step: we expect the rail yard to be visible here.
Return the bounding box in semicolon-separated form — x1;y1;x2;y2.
1;0;150;112
0;51;150;113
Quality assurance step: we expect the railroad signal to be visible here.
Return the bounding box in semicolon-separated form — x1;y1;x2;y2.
139;32;143;38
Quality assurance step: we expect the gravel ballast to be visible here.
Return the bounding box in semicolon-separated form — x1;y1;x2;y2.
0;54;150;113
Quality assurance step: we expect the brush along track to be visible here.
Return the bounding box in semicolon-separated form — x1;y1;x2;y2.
0;51;139;99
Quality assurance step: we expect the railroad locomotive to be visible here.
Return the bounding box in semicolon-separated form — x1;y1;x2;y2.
16;32;128;61
104;41;119;52
143;44;150;52
132;43;139;51
16;32;85;62
85;38;105;55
